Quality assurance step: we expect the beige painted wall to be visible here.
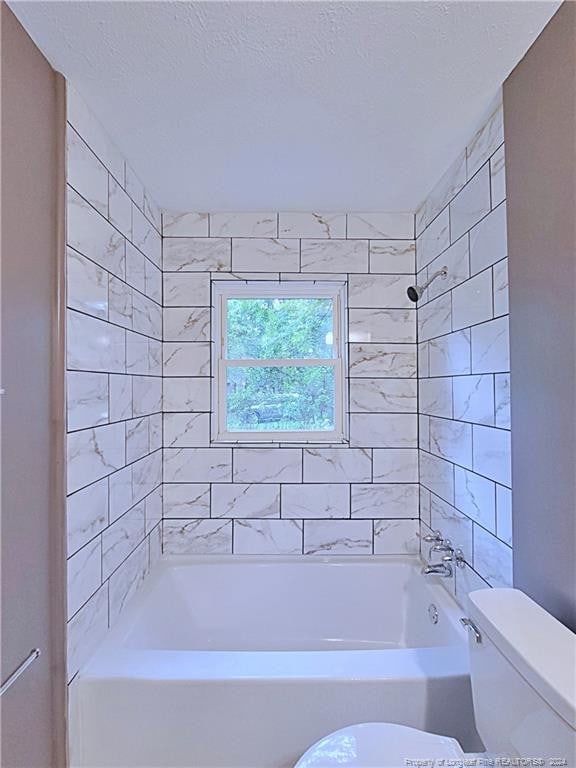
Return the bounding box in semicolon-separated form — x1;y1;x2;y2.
1;3;67;765
504;1;576;630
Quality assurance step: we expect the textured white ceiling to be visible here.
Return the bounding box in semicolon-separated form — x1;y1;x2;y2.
10;1;560;212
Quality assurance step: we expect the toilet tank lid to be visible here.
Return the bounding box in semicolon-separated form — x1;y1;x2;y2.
468;588;576;729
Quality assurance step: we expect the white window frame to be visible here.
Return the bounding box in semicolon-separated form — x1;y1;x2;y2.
213;281;347;443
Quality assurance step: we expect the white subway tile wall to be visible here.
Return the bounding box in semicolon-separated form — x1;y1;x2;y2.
161;210;418;557
416;92;512;593
65;86;162;681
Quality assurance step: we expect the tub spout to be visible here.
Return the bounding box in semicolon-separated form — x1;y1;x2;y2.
421;562;453;577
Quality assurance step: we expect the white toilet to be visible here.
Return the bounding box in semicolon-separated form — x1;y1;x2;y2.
295;588;576;767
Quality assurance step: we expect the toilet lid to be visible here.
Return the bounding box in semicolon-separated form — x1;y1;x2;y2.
294;722;464;768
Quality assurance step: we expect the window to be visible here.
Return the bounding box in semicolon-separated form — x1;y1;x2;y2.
213;281;347;442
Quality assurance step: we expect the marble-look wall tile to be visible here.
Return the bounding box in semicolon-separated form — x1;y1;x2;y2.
304;520;372;555
492;259;509;317
351;483;418;519
125;243;146;295
348;274;413;310
67;371;109;431
372;448;418;483
67;310;126;374
428;330;471;378
163;273;211;307
133;206;161;267
418;377;453;419
473;526;512;588
132;292;161;339
67;187;125;279
164;448;232;483
164;307;210;342
472;425;511;487
163;377;210;412
417;342;429;378
67;248;108;320
301;239;368;273
67;537;102;618
108;177;132;239
469;202;507;275
281;484;349;519
163;238;231;272
303;448;371;483
279;212;346;239
349;308;415;344
416;152;466;235
429;417;472;467
66;126;108;216
163;518;232;555
108;275;133;329
369;240;416;274
67;585;108;682
417;293;451;342
494;373;511;429
454;467;496;532
109;374;132;422
451;269;493;331
416;208;449;271
164;412;210;447
471;316;509;374
145;486;163;534
102;502;146;579
233;448;302;483
132;376;162;417
210;212;277;238
108;540;149;624
125;417;150;463
163;342;211;377
419;451;454;504
420;486;431;527
449;165;491;242
425;236;470;301
490;145;506;207
234;519;302;555
232;238;299;272
430;494;473;562
350;413;417;448
349;344;416;378
416;96;510;584
496;485;512;545
466;97;504;178
67;478;108;557
374;519;419;555
347;212;413;239
146;259;163;304
162;211;209;237
350;379;417;413
67;422;125;494
212;483;280;518
419;414;429;452
109;465;133;523
452;374;495;425
163;483;211;518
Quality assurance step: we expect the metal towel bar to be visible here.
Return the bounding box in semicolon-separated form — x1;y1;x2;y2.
0;649;41;697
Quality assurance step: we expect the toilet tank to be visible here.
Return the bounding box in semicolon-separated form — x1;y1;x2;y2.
467;589;576;763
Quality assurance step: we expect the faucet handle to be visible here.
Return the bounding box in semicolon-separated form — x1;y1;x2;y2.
422;529;443;543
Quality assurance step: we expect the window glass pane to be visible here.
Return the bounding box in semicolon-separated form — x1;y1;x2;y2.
226;298;333;360
227;366;335;432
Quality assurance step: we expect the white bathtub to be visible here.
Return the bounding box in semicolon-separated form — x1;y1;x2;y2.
70;556;481;768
